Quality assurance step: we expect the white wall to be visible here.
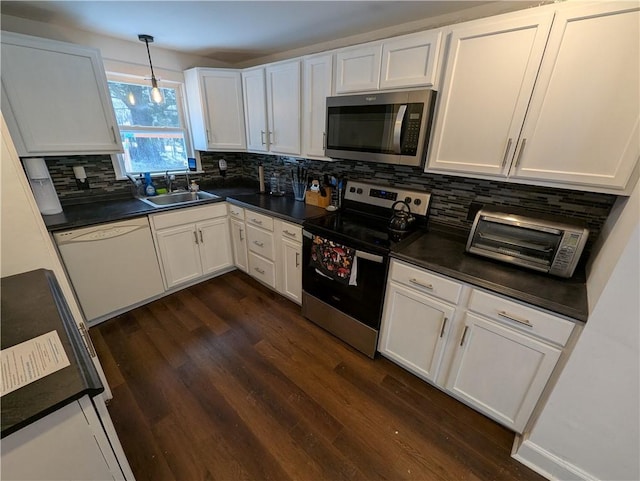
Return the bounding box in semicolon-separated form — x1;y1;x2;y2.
0;13;228;81
514;179;640;481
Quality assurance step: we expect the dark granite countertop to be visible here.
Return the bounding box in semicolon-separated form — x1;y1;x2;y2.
227;193;329;224
391;225;588;322
1;269;104;438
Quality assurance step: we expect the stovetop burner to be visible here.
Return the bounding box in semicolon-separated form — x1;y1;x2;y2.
303;180;431;254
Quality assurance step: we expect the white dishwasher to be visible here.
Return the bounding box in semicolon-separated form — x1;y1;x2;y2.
54;217;164;324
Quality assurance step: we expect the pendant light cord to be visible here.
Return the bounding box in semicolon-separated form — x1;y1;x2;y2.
143;37;157;81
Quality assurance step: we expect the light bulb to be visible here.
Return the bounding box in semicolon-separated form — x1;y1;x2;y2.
127;91;136;105
150;77;163;103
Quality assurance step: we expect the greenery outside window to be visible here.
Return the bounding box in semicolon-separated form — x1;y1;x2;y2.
108;75;193;177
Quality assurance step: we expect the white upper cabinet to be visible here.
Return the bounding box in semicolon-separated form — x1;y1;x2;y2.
243;60;301;155
379;30;443;90
428;3;639;194
426;11;554;176
242;67;269;152
265;60;301;155
0;32;122;156
302;53;333;159
512;2;639;190
334;43;382;94
184;68;246;151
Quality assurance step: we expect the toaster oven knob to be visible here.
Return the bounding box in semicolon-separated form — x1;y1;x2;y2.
356;188;363;194
405;196;412;204
349;186;356;193
414;198;422;206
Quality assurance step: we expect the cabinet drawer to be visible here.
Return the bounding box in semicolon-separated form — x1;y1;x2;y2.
279;221;302;244
248;252;276;288
247;224;275;260
468;289;574;346
228;204;244;220
389;260;462;304
246;210;274;231
151;203;227;230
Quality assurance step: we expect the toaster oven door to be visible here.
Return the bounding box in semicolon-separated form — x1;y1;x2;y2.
467;217;563;272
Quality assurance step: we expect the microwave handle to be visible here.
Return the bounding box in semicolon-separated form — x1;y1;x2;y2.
393;105;407;154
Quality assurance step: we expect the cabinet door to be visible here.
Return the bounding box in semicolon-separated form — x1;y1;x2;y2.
1;32;122;156
380;30;443;89
280;237;302;304
513;3;639;190
426;12;553;176
379;282;454;383
155;224;202;289
445;312;561;433
197;217;233;276
302;54;333;159
242;68;269;152
200;70;247;150
335;43;382;93
230;217;248;272
266;60;301;155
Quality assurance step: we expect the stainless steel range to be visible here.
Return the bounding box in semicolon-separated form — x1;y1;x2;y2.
301;180;431;358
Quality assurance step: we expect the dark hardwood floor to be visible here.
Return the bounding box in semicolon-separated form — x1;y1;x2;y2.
91;270;545;481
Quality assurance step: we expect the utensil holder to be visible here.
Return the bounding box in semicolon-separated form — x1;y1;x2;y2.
292;182;306;202
306;188;332;207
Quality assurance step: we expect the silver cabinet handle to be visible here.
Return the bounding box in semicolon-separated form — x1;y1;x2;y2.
206;129;211;144
239;228;244;241
250;218;263;225
283;229;297;238
199;229;204;243
514;138;527;169
295;252;300;267
501;138;513;169
498;310;533;328
409;278;433;290
254;267;265;275
269;131;274;145
110;126;118;143
322;132;327;150
194;231;199;244
79;322;97;357
260;130;266;146
460;325;469;346
253;240;264;247
440;317;448;338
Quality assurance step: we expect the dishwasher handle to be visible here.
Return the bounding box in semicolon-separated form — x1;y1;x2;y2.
54;223;148;245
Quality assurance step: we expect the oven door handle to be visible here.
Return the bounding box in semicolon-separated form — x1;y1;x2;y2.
355;250;384;263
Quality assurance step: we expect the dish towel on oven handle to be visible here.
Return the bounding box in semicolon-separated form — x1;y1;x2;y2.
310;235;358;286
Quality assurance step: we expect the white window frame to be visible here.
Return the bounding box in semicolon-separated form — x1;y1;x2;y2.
107;72;200;179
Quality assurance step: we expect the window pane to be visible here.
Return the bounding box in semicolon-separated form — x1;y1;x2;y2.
121;131;187;173
108;81;180;128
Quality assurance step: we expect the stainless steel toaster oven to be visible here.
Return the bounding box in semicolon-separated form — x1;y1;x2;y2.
466;209;589;278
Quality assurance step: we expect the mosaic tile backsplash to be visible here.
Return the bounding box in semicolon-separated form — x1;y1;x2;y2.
42;152;616;252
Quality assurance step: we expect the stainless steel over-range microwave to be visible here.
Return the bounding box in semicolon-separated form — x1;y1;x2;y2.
466;209;589;278
325;89;437;166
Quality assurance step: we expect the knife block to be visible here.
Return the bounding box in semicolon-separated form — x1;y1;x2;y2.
305;188;332;207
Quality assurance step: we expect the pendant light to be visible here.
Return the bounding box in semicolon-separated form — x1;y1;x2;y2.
138;34;163;104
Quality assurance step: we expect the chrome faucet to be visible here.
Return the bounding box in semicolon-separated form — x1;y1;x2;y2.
164;171;176;193
185;169;191;190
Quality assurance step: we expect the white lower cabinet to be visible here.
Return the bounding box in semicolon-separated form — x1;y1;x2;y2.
150;203;233;290
379;282;454;382
276;220;303;304
380;259;575;433
246;209;277;288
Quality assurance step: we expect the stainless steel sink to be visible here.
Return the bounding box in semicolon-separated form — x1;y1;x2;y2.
139;190;219;207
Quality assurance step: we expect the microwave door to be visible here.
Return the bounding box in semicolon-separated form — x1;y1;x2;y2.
393;105;407;154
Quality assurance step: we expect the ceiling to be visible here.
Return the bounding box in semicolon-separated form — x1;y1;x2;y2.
0;1;541;65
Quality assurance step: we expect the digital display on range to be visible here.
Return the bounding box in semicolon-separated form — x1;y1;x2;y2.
370;188;397;201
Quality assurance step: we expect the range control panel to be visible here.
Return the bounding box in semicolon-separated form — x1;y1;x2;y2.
344;180;431;217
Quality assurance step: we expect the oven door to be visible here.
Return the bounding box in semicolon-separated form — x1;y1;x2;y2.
302;230;388;330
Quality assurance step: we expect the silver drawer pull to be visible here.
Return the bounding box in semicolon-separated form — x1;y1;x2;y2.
283;229;297;238
409;278;433;290
498;310;533;328
253;240;264;247
250;218;263;225
254;267;265;275
239;228;244;241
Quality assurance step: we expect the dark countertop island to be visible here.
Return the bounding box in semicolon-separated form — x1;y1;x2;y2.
1;269;104;438
392;224;588;322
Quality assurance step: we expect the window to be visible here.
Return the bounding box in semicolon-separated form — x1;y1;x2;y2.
108;76;192;176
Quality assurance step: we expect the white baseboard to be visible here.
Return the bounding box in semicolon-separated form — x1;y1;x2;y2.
512;439;598;481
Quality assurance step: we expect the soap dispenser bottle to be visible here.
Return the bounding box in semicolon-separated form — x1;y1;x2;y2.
144;172;156;196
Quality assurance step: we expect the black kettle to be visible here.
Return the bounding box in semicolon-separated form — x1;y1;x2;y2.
389;200;416;239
